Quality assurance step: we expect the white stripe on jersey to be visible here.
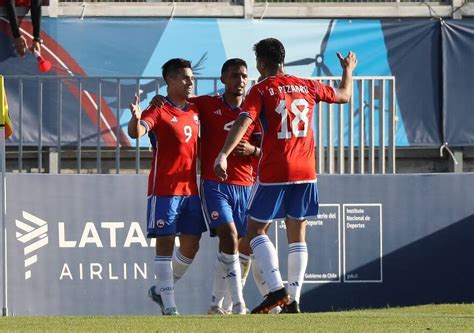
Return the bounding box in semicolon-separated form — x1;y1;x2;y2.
140;119;150;133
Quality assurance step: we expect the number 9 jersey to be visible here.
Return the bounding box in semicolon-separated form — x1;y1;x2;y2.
240;75;337;184
140;102;200;196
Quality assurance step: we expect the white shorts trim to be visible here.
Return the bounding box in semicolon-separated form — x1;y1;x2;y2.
248;215;276;223
287;214;319;221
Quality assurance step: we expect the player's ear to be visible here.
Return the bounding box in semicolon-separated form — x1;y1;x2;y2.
220;75;225;84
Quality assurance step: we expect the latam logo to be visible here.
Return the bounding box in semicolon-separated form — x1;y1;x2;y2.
15;211;49;280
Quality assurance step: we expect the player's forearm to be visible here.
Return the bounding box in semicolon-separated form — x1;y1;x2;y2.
5;0;21;38
336;68;353;104
127;118;146;138
30;0;42;40
220;116;252;157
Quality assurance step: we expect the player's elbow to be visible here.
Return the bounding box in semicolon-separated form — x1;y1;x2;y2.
128;126;139;139
128;129;137;139
335;90;351;104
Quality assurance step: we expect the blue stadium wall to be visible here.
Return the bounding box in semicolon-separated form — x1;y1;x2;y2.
1;18;474;147
1;173;473;315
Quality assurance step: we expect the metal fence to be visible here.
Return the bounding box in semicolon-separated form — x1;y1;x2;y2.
3;75;396;175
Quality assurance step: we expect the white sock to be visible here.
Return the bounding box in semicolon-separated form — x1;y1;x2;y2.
287;242;308;303
250;254;269;297
222;253;251;312
210;254;227;307
172;249;193;282
222;290;232;313
221;252;245;308
239;253;251;287
154;255;176;309
250;235;284;292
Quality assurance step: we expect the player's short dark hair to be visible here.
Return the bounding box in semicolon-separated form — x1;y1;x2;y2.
253;38;285;66
162;58;192;83
221;58;247;76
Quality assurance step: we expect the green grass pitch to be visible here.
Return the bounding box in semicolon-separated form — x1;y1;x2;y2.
1;304;473;332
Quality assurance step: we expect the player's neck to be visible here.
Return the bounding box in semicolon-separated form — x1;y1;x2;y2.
166;94;187;109
266;64;285;78
222;92;243;108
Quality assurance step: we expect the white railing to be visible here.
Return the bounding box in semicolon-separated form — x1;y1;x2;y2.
3;75;396;174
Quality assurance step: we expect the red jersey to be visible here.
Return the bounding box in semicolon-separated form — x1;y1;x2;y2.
140;101;200;196
191;95;260;186
240;74;337;184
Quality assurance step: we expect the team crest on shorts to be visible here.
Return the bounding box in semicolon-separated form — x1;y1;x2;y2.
156;219;166;228
211;211;219;220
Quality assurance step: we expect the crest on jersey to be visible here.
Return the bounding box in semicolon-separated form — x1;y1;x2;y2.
211;211;219;220
193;115;199;124
156;219;166;228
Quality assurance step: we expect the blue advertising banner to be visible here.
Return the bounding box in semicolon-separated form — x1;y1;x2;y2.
2;173;473;314
442;20;474;147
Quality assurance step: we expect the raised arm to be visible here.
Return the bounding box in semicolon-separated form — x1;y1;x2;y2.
30;0;42;54
5;0;27;57
128;95;147;138
335;51;358;103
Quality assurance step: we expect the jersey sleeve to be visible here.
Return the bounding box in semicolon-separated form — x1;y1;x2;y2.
140;105;161;132
240;85;263;122
312;80;338;103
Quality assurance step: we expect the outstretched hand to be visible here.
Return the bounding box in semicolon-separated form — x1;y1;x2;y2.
129;95;142;120
337;51;358;72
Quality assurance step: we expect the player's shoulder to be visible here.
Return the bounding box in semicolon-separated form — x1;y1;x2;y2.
190;94;219;108
186;101;200;114
142;104;162;115
190;94;216;102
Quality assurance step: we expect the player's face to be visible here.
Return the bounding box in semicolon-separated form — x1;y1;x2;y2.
168;68;195;98
222;65;248;96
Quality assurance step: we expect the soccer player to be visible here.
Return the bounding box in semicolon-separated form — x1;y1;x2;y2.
151;59;262;315
128;58;207;316
193;59;260;315
214;38;357;314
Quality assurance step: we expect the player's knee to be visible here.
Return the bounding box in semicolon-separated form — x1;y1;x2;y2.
180;242;200;258
247;219;267;238
155;236;175;256
179;236;201;258
238;237;252;256
217;228;239;253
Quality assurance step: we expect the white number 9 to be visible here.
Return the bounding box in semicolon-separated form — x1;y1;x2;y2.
183;125;192;142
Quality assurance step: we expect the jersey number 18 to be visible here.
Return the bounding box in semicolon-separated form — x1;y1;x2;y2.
275;99;309;139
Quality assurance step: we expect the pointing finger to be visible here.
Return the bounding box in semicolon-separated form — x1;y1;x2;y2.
336;52;344;61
